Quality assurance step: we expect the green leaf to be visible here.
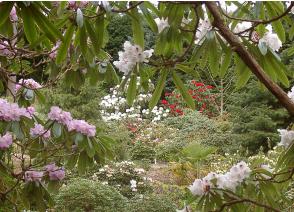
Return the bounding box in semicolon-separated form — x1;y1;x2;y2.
85;19;101;55
149;69;169;109
265;3;285;42
78;151;89;174
11;121;24;140
95;16;105;49
267;51;289;87
207;32;220;76
139;4;158;32
127;73;137;106
0;80;4;93
0;2;13;27
30;4;63;42
21;7;38;44
220;49;232;77
52;122;62;138
129;7;144;48
172;71;195;110
66;154;78;169
235;54;251;89
56;24;75;64
176;64;199;79
79;25;88;58
258;41;268;55
86;137;95;158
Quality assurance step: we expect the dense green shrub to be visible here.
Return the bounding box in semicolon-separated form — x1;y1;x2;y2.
54;178;128;212
128;194;177;212
130;141;156;162
92;161;152;198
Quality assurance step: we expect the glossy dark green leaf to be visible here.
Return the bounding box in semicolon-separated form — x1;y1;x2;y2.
172;71;195;110
265;3;285;42
21;7;38;44
220;49;232;77
235;54;251;89
56;24;75;64
0;2;13;27
149;69;169;109
85;19;100;55
52;122;62;138
127;73;137;106
129;7;144;48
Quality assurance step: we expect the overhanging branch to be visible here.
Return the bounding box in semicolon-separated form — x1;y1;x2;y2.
205;1;294;116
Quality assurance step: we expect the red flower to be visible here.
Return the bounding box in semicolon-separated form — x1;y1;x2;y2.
195;82;204;87
206;85;214;89
161;99;168;105
176;109;184;115
165;92;171;96
169;104;176;109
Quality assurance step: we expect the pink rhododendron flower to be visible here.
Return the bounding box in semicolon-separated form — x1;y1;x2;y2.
0;41;13;56
24;171;44;182
0;132;13;149
48;106;73;126
49;41;61;59
67;119;96;137
0;99;32;121
30;124;51;139
15;78;42;93
45;163;65;181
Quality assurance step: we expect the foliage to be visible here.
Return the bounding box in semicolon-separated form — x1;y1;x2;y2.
54;178;128;212
227;80;291;154
127;194;177;212
130;141;156;162
91;161;152;198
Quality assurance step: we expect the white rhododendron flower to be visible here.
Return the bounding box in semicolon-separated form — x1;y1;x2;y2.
189;161;251;196
155;18;169;33
130;179;137;192
233;22;251;35
277;129;294;147
287;86;294;101
260;164;273;179
195;18;212;43
259;26;282;52
113;41;154;75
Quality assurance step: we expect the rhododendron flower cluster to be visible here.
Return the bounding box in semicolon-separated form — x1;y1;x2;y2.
24;171;44;182
30;124;51;139
277;129;294;148
189;161;251;196
259;25;282;52
232;22;251;35
15;78;42;92
161;80;219;117
48;106;96;137
67;119;96;137
45;163;65;181
195;18;212;43
48;106;73;126
0;98;33;121
155;18;169;33
113;41;154;75
100;78;169;122
0;132;13;149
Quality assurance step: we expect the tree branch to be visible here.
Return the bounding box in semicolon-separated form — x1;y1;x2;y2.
205;1;294;116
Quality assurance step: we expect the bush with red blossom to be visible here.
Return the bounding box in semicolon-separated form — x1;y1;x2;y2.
161;80;220;117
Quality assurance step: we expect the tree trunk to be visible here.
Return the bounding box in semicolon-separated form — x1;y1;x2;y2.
205;1;294;116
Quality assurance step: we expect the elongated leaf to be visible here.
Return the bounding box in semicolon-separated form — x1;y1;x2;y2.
176;64;199;79
30;5;63;42
129;7;144;48
85;19;100;55
21;7;38;44
265;3;285;42
149;69;169;109
267;51;289;87
220;49;232;77
52;122;62;138
235;54;251;89
79;25;88;58
56;24;75;64
78;151;89;174
139;4;158;32
172;71;195;110
0;2;13;27
207;32;220;77
127;73;137;105
95;16;105;49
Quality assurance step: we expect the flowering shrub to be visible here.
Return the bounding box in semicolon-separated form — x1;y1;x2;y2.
92;161;152;198
161;80;220;117
100;77;169;122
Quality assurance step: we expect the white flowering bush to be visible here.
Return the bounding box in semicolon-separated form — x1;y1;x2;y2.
100;76;170;122
91;161;152;198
